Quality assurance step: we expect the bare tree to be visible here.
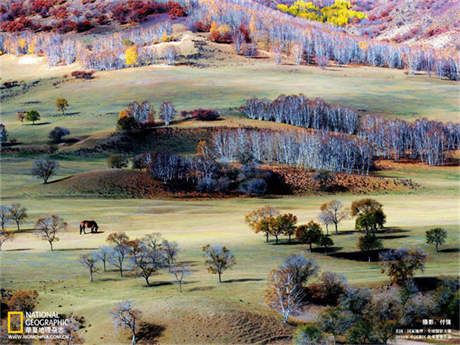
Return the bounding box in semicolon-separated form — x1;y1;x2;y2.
32;160;59;184
142;233;163;250
170;264;192;292
163;46;177;65
9;203;27;231
35;215;67;251
111;301;142;345
162;240;179;270
94;246;112;272
265;268;304;323
159;101;176;126
130;242;167;286
79;253;99;282
320;200;347;234
0;205;11;230
202;244;236;283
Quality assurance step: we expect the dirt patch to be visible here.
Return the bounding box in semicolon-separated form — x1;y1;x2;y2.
156;308;294;344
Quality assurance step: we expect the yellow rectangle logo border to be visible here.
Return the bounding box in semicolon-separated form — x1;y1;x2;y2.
7;311;23;334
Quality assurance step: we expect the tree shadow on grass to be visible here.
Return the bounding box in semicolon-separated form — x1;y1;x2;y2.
413;277;443;292
310;246;343;254
145;281;173;288
377;235;409;240
188;286;215;292
4;248;31;252
439;248;460;253
137;322;165;344
222;278;264;283
54;247;99;251
328;249;391;262
25;122;51;126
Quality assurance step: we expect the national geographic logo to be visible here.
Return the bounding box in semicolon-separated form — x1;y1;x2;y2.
7;312;23;334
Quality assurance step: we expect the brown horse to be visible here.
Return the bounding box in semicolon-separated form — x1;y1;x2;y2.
80;220;99;235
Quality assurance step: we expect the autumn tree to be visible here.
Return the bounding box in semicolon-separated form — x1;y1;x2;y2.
35;215;67;251
107;154;128;169
425;228;447;253
125;45;139;66
202;244;235;283
79;253;99;282
274;213;297;242
351;199;382;217
7;290;39;313
380;248;427;286
320;200;347;234
107;232;130;277
9;203;27;231
245;206;280;242
159;101;176;126
255;216;277;243
32;159;58;184
358;234;383;262
25;110;40;125
111;300;142;345
296;221;323;252
56;98;69;115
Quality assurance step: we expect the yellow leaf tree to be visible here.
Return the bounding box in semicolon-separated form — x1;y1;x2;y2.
125;46;139;66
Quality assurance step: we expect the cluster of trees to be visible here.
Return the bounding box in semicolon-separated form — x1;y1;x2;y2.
245;206;335;251
241;94;359;134
117;100;177;129
266;250;459;344
192;0;458;80
212;128;374;175
145;150;288;196
240;94;460;166
2;0;458;79
277;0;367;26
79;232;236;288
0;0;188;33
0;19;178;69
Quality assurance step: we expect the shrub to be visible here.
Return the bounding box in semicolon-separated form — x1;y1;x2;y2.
48;127;70;143
116;116;138;131
71;71;94;79
293;324;322;345
307;272;347;305
107;154;128;169
191;109;221;121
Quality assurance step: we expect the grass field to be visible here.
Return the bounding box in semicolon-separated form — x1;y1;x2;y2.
1;54;459;145
1;50;459;344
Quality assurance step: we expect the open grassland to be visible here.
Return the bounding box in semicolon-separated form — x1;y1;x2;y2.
1;151;459;343
1;54;459;145
1;51;459;344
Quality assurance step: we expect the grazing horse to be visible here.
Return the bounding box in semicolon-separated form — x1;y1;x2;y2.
80;220;99;235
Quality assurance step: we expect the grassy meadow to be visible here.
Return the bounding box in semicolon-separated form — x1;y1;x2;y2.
1;53;459;344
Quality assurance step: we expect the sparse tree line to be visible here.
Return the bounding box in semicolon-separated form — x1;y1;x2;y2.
0;20;180;70
240;94;460;166
212;128;374;174
1;0;458;79
193;0;459;80
79;232;236;288
265;250;459;344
